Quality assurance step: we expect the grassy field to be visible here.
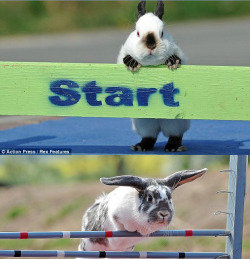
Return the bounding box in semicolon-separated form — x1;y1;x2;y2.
0;1;250;36
0;166;249;258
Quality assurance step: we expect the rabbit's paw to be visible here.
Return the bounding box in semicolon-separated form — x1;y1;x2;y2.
165;55;181;70
131;137;156;152
164;136;186;152
123;55;142;72
124;225;138;233
165;145;187;152
137;228;151;236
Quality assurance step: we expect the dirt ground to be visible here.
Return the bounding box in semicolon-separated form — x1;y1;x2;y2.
0;116;62;131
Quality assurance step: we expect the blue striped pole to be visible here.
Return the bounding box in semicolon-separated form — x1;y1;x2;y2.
0;230;230;239
0;250;229;258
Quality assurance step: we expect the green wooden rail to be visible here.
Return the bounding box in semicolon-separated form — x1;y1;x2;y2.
0;61;249;120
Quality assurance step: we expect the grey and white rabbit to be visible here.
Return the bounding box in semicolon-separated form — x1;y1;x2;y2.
78;168;207;255
117;0;190;152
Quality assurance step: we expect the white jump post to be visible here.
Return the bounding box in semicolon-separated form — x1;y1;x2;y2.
225;155;248;259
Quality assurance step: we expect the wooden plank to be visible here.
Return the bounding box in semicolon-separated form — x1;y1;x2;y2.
0;62;250;120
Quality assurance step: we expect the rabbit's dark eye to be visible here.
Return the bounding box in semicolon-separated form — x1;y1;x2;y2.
166;191;172;200
137;31;140;37
147;194;153;202
161;31;163;38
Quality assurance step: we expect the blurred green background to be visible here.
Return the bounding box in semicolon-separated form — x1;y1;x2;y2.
0;1;250;36
0;155;228;186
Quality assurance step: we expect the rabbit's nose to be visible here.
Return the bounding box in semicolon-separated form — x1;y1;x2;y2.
158;211;170;218
145;33;156;50
147;43;156;50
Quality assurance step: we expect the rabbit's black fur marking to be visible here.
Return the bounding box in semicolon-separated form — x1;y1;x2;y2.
145;33;157;50
82;197;109;246
165;55;182;69
123;55;141;71
164;135;184;152
137;0;146;19
78;240;86;251
101;175;147;191
131;137;157;151
154;0;164;20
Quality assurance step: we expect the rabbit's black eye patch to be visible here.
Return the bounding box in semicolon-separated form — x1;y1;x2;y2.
166;190;172;199
147;194;153;202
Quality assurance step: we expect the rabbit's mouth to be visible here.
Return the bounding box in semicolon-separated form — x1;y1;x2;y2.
149;216;171;225
143;51;156;59
148;48;157;56
157;214;173;225
148;208;173;225
158;217;169;224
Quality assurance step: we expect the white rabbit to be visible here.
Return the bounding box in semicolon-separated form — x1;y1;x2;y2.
117;0;190;152
78;168;207;256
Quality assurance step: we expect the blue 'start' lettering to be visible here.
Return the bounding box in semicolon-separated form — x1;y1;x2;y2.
49;80;180;107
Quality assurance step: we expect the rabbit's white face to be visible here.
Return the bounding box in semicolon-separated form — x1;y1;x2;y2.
138;180;174;226
135;13;167;63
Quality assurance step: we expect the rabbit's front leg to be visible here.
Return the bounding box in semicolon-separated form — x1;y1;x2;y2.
123;55;142;72
165;54;182;70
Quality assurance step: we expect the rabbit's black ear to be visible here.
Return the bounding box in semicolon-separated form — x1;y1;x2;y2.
100;175;147;191
163;168;207;190
154;0;164;20
137;0;146;20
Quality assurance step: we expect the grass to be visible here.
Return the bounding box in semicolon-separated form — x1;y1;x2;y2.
134;238;169;251
0;2;250;36
134;236;226;252
5;205;28;220
0;239;34;250
45;196;88;226
243;239;250;251
41;239;77;250
0;239;77;251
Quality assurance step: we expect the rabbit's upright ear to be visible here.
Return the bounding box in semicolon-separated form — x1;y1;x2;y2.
137;0;146;20
100;175;147;191
154;0;164;20
163;168;207;190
